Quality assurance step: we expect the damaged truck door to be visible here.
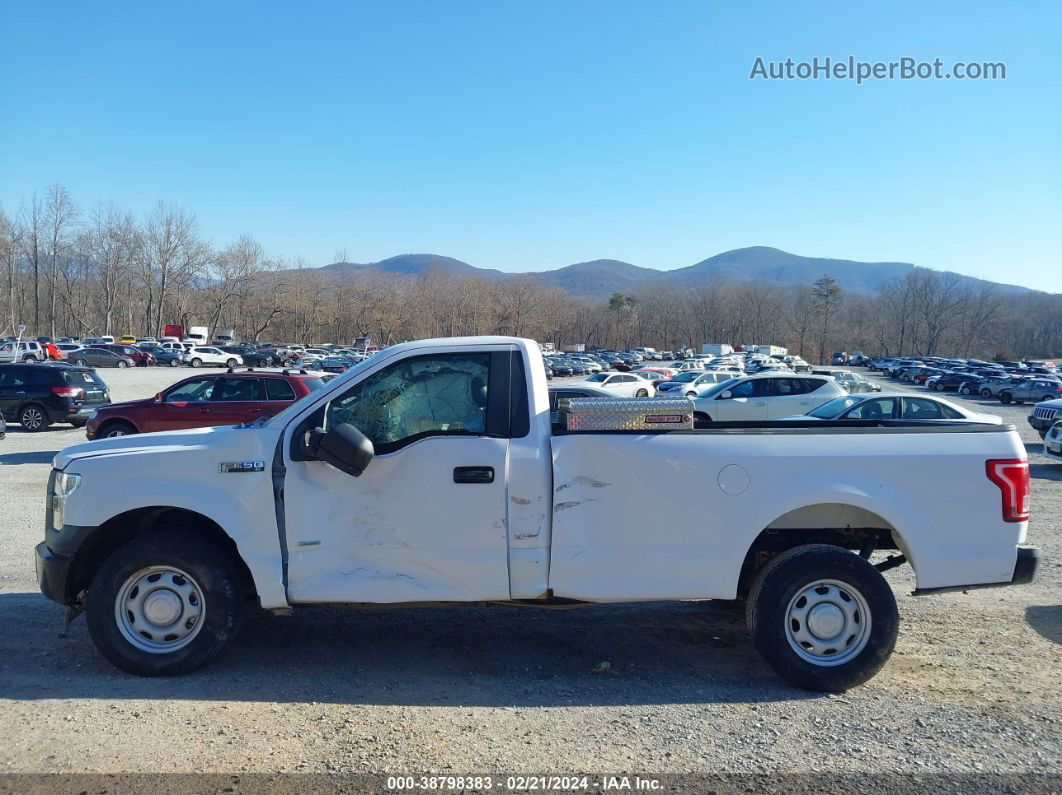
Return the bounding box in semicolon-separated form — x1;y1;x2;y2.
282;349;516;603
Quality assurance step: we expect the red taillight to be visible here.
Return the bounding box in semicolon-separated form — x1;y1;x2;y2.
985;459;1030;522
51;386;84;399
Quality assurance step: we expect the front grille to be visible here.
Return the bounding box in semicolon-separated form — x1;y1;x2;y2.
1034;407;1058;419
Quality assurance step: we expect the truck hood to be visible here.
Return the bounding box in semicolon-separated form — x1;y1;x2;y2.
53;424;280;471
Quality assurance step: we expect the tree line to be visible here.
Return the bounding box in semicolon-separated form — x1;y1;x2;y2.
1;185;1059;363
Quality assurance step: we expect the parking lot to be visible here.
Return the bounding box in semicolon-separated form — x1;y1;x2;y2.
0;366;1059;782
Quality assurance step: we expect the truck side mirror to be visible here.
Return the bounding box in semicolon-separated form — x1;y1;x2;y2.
309;423;374;477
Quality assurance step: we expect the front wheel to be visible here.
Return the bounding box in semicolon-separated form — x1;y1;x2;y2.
746;544;898;691
99;420;137;438
190;358;202;368
1000;392;1012;404
117;360;129;368
980;388;992;398
693;411;712;429
225;359;238;368
959;385;971;395
1044;395;1056;403
935;383;945;391
635;388;649;397
86;532;244;676
73;358;88;367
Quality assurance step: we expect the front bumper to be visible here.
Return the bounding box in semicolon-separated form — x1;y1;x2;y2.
914;546;1041;595
35;541;75;604
1029;415;1057;431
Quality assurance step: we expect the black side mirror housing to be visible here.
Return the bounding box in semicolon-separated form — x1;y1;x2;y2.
309;423;374;477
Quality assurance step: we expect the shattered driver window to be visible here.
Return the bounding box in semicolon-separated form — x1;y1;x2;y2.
327;353;490;448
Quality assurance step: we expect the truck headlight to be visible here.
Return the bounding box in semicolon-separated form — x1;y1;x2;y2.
51;472;81;531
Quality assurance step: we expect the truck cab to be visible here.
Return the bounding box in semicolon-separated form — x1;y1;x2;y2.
35;337;1039;691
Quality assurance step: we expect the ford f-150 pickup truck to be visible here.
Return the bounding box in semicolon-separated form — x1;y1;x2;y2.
35;337;1040;691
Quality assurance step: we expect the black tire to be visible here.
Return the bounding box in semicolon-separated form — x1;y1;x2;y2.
190;358;202;368
746;544;898;692
168;358;180;367
980;388;992;398
98;420;137;438
1044;395;1055;403
19;403;50;432
117;360;129;368
73;358;88;367
225;358;238;368
959;385;971;395
934;383;945;392
635;388;649;397
1000;392;1012;404
693;411;712;429
86;532;243;676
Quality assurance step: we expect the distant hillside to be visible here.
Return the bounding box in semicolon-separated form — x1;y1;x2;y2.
319;253;504;279
533;259;663;296
306;247;1041;298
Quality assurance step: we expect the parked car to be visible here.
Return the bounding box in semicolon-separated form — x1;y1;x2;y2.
927;373;984;393
978;376;1028;398
1044;418;1062;462
580;371;656;397
692;374;847;423
67;347;136;368
655;371;733;396
54;343;83;360
786;394;1001;424
37;336;1039;691
999;379;1062;405
118;336;137;345
85;370;329;439
219;346;277;367
1028;399;1062;439
0;362;111;431
181;346;243;368
0;340;46;363
91;344;155;367
547;383;613;424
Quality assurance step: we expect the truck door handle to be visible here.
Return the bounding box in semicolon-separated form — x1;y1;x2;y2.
453;466;494;484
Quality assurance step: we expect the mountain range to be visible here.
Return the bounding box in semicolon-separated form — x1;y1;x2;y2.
312;246;1038;298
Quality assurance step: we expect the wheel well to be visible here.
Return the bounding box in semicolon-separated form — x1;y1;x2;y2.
97;417;138;434
67;507;257;606
736;504;903;597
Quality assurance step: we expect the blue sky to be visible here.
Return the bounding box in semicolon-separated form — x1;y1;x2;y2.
2;1;1060;290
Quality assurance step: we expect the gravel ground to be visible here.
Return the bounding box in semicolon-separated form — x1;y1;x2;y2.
0;366;1059;787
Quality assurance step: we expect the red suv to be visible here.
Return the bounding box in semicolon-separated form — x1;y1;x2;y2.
92;344;156;367
85;370;329;439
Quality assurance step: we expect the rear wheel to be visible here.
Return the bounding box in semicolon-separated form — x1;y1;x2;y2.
935;383;945;391
746;544;898;691
99;420;137;438
1044;395;1056;403
1000;392;1012;404
19;403;50;432
168;358;180;367
225;358;238;368
635;388;649;397
117;360;129;368
86;533;243;675
959;385;972;395
980;388;992;397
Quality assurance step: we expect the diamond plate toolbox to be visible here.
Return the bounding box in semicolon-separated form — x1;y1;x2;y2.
560;397;695;431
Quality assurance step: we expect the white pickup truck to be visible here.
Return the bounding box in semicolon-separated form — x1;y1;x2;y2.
36;337;1040;691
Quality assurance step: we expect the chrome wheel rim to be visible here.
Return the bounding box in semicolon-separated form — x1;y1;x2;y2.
105;426;129;437
115;566;205;653
22;408;43;429
785;579;871;667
